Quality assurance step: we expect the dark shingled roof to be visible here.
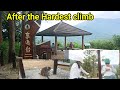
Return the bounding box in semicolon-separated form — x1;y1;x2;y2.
36;21;92;36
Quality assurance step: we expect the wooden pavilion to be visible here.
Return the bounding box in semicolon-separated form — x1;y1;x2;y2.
36;21;92;55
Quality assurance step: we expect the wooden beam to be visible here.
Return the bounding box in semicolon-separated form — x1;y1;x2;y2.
82;35;84;50
41;36;43;42
65;36;66;50
97;50;102;79
55;36;57;55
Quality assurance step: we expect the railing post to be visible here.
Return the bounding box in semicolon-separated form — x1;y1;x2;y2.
53;59;58;75
17;57;26;78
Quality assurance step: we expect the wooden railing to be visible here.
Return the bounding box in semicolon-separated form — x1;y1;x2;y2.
16;57;26;78
53;59;70;75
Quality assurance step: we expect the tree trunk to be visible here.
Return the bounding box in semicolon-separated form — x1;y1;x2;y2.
8;11;15;64
20;11;26;57
0;11;2;45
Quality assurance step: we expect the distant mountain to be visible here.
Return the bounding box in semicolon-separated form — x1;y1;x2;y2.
36;18;120;44
75;18;120;41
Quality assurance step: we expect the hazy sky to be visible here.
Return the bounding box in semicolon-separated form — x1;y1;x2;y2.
38;11;120;32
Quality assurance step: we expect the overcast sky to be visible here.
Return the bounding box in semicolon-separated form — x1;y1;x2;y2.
38;11;120;32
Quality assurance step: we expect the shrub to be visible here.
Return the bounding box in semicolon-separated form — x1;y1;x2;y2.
0;41;20;64
90;40;115;50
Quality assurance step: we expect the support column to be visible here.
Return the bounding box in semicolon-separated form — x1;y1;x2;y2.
82;35;84;50
55;36;57;55
64;36;66;50
41;36;43;42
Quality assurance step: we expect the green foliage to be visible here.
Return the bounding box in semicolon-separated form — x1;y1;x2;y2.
73;42;81;48
57;41;63;48
82;50;98;77
82;57;93;73
0;40;9;64
2;11;22;42
90;35;120;50
115;66;120;79
112;35;120;50
90;40;115;50
0;41;20;64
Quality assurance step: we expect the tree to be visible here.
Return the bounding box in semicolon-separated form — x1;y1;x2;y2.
82;50;98;78
0;11;2;45
8;11;16;66
113;35;120;50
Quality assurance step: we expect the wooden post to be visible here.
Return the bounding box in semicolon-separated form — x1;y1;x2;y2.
18;57;26;78
65;36;66;50
53;59;58;75
55;36;57;55
118;50;120;75
33;37;36;59
97;50;102;79
82;35;84;50
119;50;120;68
41;36;43;42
